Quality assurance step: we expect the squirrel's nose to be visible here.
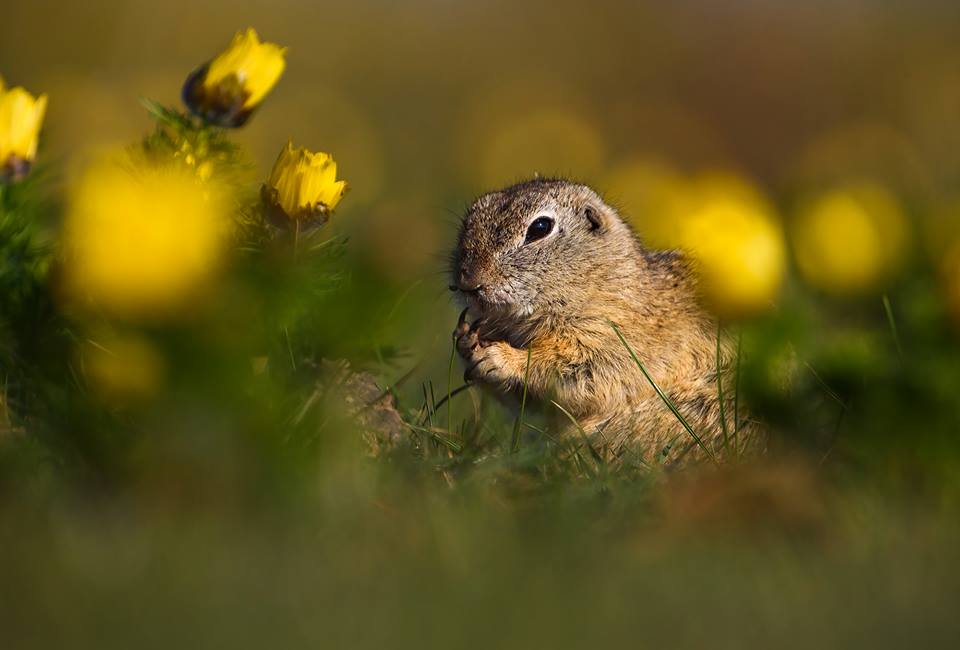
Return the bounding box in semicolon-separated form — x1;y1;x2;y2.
457;270;483;293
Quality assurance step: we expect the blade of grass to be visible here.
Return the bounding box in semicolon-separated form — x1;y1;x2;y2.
523;421;546;435
510;347;533;453
634;446;652;471
733;331;742;458
659;430;685;466
818;405;848;468
385;278;424;323
283;326;296;371
803;362;847;409
882;294;905;362
657;443;674;466
446;334;457;435
422;384;434;430
292;386;322;427
363;362;422;412
610;322;719;466
420;384;471;426
570;447;593;477
402;422;464;453
550;400;605;469
715;321;731;453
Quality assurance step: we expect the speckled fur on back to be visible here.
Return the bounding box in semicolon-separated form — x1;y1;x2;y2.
452;178;762;467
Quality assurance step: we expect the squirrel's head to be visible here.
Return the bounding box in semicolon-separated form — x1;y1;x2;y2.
452;178;637;319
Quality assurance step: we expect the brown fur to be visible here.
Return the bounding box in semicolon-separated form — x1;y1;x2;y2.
451;178;762;467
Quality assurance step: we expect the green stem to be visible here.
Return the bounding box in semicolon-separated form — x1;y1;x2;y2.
292;218;301;262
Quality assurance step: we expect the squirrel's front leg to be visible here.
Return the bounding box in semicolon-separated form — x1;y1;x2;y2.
454;311;528;388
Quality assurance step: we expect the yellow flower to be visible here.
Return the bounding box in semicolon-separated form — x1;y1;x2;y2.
604;167;785;318
0;77;48;182
205;28;285;109
602;160;693;249
792;183;909;296
182;28;286;127
678;177;787;319
62;157;230;320
262;141;348;227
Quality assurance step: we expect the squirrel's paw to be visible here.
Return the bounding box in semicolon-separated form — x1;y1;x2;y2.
463;341;517;385
454;309;518;385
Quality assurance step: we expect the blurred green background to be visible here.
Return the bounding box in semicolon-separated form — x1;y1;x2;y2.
3;1;960;647
8;0;960;363
8;0;960;251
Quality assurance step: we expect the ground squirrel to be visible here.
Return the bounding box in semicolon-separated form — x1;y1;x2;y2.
451;178;761;466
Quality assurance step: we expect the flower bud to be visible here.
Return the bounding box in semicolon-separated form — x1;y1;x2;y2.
0;78;47;183
182;28;285;128
262;141;348;229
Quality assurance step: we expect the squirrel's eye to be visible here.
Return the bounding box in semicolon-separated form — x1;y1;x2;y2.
524;216;555;244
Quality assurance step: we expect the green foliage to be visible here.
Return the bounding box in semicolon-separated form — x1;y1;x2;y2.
2;85;960;650
140;100;245;175
0;171;65;442
0;174;54;316
2;96;960;504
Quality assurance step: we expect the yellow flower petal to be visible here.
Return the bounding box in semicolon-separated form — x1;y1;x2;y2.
679;184;787;319
63;157;231;320
0;84;47;165
324;180;348;211
204;28;286;110
266;141;348;219
607;166;785;319
792;183;908;296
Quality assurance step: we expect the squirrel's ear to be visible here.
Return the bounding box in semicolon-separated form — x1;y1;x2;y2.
583;204;605;232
